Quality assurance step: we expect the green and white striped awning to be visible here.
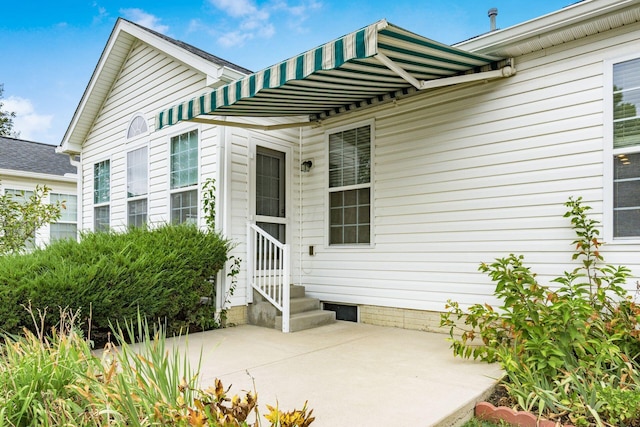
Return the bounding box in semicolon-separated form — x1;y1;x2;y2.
157;19;510;130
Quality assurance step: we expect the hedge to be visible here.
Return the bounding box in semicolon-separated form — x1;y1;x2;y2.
0;224;231;343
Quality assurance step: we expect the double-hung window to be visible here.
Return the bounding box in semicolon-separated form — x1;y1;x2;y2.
170;130;198;224
3;189;36;249
328;124;372;245
127;146;148;227
50;193;77;241
611;57;640;239
93;160;110;232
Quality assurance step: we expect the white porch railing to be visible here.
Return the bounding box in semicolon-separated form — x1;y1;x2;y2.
247;223;290;333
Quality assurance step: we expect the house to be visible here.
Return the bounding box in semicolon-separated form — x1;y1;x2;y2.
0;136;78;247
59;0;640;332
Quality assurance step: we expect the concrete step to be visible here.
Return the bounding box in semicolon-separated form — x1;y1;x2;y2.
290;284;305;299
253;284;306;303
290;297;320;314
247;301;278;329
275;309;336;333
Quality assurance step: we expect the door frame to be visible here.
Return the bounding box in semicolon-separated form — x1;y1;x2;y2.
249;136;293;245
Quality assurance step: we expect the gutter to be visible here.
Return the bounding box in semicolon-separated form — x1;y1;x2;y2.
0;168;77;183
455;0;639;53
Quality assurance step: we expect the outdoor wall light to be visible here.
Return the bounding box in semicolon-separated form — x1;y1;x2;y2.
301;159;313;172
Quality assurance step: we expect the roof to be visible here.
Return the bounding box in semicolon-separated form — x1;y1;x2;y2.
125;20;252;75
157;19;507;129
455;0;640;56
60;18;251;154
0;136;76;176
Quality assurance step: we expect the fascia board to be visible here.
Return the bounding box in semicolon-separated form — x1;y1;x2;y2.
0;169;78;183
455;0;638;54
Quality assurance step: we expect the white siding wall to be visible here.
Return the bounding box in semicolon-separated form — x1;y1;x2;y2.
0;174;77;248
296;22;640;312
81;41;220;231
79;39;302;310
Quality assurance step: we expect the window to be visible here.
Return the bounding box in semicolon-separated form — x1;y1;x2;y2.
127;146;148;227
4;188;34;200
3;189;36;249
170;130;198;224
50;193;77;241
612;57;640;238
93;160;110;232
127;114;148;139
328;124;372;245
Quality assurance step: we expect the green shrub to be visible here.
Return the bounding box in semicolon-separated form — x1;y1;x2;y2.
0;308;314;426
441;197;640;426
0;224;231;342
0;183;62;256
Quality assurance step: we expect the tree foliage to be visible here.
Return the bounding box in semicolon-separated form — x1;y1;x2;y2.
0;84;18;138
0;183;62;255
441;197;640;425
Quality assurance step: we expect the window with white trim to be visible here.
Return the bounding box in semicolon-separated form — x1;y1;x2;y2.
612;57;640;238
50;193;77;241
170;130;198;224
127;146;148;227
127;114;148;139
4;189;36;249
93;160;110;232
328;124;371;245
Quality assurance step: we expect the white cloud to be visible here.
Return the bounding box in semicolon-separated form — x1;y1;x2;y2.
187;18;205;34
120;8;169;34
281;1;322;33
208;0;272;47
211;0;263;18
208;0;323;47
218;31;254;48
3;97;53;143
91;2;109;25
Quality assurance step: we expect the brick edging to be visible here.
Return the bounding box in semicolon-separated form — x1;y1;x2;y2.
475;402;576;427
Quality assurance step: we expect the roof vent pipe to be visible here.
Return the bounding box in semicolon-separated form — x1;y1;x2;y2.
488;8;498;31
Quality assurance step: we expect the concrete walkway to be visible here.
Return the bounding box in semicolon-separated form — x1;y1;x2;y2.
171;322;502;427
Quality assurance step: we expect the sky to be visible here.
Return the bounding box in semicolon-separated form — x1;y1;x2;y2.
1;0;575;146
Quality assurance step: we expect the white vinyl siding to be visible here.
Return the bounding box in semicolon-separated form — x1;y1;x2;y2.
79;40;216;232
297;22;640;312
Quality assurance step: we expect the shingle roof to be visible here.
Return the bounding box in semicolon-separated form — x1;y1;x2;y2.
0;136;77;176
125;19;253;75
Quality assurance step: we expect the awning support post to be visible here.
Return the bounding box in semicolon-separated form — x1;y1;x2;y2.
374;53;516;91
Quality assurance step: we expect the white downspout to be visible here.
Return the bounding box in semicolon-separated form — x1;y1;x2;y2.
217;121;232;313
69;154;82;238
298;126;303;288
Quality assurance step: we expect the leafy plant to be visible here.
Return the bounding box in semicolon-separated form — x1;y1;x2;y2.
265;402;315;427
199;177;241;330
0;183;62;255
0;223;231;342
441;197;640;425
0;307;314;426
202;177;217;231
0;84;18;137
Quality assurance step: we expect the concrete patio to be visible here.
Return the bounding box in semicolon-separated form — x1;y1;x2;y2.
170;321;502;426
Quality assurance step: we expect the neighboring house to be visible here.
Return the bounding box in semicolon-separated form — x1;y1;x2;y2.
59;0;640;332
0;136;78;247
